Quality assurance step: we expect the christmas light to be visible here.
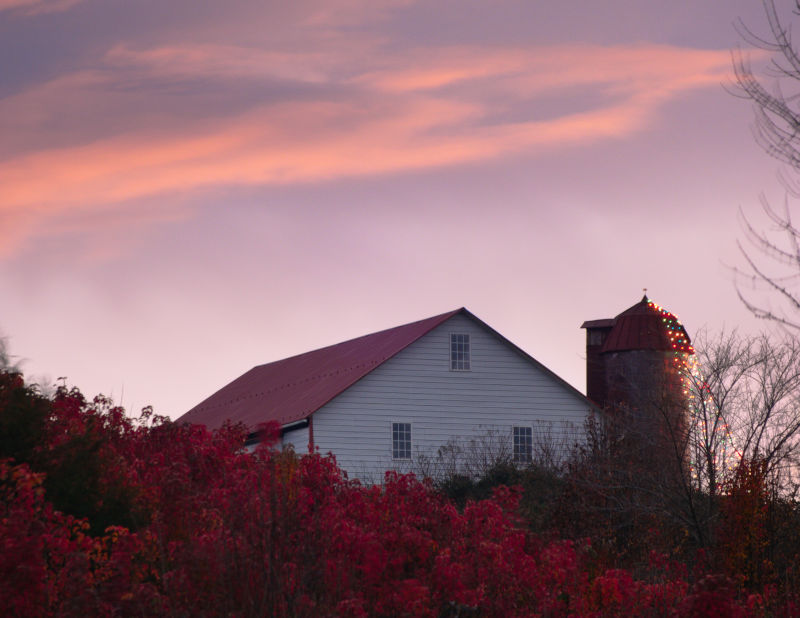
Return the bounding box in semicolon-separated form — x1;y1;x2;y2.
647;296;740;489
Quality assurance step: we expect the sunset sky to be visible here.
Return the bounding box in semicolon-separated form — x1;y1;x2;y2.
1;0;793;418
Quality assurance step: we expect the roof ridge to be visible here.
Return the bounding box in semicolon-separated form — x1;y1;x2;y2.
180;308;464;428
249;308;463;371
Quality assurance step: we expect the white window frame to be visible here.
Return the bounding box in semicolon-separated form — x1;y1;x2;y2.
450;333;471;371
513;426;533;463
392;422;412;460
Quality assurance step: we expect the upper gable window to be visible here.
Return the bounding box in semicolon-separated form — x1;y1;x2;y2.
450;333;471;371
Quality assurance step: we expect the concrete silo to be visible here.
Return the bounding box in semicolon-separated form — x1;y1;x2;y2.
581;294;694;455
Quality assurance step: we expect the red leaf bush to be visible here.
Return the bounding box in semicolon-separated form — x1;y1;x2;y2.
0;371;789;616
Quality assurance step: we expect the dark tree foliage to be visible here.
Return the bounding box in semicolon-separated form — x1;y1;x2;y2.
437;461;564;534
0;375;148;535
3;366;800;614
0;372;49;465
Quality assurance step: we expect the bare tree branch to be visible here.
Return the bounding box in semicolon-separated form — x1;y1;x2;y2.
733;1;800;326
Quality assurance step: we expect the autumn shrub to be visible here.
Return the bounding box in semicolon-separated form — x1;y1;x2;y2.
438;460;565;535
0;369;790;616
716;458;780;593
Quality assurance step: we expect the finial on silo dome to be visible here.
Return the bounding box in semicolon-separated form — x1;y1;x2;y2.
642;288;648;302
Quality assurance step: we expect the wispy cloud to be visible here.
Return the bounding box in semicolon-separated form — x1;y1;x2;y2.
104;44;337;83
0;38;737;258
0;0;85;15
355;44;732;100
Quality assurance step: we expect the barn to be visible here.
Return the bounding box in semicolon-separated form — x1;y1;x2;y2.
179;308;594;481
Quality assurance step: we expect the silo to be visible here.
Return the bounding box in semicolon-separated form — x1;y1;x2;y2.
582;295;694;457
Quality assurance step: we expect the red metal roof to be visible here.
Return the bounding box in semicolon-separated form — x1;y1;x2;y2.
600;295;693;354
177;309;462;431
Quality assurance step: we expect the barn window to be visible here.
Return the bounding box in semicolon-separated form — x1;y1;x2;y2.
392;422;412;460
513;426;532;463
450;333;471;370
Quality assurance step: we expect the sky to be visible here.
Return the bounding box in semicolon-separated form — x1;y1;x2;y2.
1;0;795;418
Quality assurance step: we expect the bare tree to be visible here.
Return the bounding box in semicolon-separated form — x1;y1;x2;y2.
412;423;577;482
733;1;800;326
735;189;800;328
734;1;800;169
563;329;800;556
730;4;800;505
687;330;800;493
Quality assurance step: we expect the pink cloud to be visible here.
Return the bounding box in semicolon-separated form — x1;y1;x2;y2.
0;0;84;15
104;44;337;84
0;42;744;258
355;44;734;97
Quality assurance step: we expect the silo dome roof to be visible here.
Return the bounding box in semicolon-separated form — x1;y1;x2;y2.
600;295;693;354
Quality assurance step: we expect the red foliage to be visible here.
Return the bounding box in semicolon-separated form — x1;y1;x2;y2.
0;372;788;616
718;458;774;590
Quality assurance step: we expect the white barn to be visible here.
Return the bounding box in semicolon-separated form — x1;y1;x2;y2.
179;308;594;481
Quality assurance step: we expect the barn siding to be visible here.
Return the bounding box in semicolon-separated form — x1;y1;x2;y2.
282;425;309;453
311;314;590;482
